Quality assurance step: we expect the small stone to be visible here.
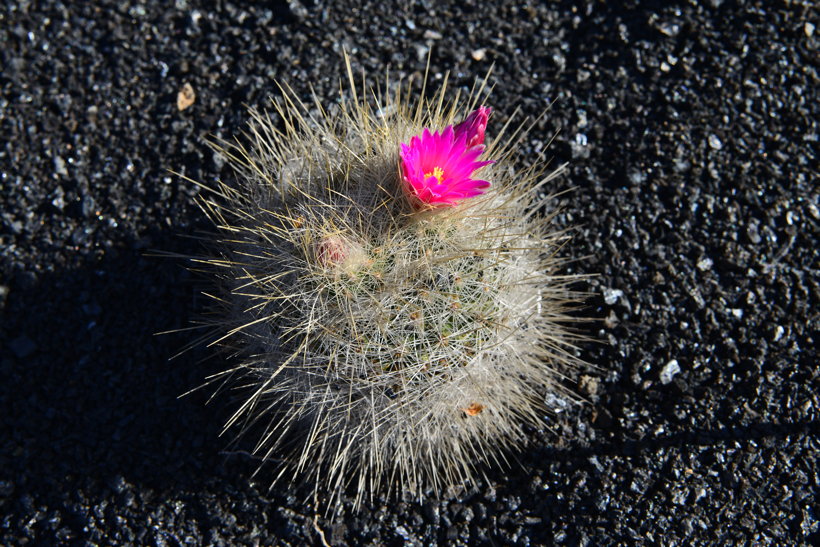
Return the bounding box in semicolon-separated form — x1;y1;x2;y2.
471;48;486;61
588;455;605;473
423;29;442;40
54;156;68;177
658;22;680;37
3;214;23;235
81;196;96;218
287;0;309;20
603;288;623;305
805;22;815;38
660;359;681;385
544;392;570;413
729;308;743;319
708;134;723;150
628;169;646;185
177;82;196;111
604;310;619;328
579;375;600;397
696;257;713;271
747;221;762;244
576;108;588;128
51;190;66;210
772;325;784;342
571;133;590;159
414;44;429;61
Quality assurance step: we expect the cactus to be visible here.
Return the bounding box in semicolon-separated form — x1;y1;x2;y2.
192;63;586;510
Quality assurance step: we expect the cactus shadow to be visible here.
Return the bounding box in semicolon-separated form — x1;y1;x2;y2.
0;228;232;498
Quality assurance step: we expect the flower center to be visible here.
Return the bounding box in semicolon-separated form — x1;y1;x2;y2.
424;166;445;183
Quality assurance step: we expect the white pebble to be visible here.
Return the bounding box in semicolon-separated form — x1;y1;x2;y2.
660;359;681;385
603;288;624;305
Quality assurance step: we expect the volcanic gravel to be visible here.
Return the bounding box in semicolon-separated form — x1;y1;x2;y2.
1;0;818;545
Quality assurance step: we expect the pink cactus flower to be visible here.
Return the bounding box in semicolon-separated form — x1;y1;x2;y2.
453;106;492;148
400;120;493;208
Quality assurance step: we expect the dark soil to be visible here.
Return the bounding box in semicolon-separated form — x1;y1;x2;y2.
1;0;817;545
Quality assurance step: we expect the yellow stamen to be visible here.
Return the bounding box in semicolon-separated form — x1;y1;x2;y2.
424;166;445;182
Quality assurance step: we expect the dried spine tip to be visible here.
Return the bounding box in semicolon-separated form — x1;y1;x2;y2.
194;63;587;512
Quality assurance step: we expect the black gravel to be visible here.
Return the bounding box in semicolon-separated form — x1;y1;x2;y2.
1;0;818;545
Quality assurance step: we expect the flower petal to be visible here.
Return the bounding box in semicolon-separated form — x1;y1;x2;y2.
400;114;494;208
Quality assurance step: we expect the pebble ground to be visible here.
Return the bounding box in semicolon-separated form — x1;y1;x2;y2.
1;1;817;545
